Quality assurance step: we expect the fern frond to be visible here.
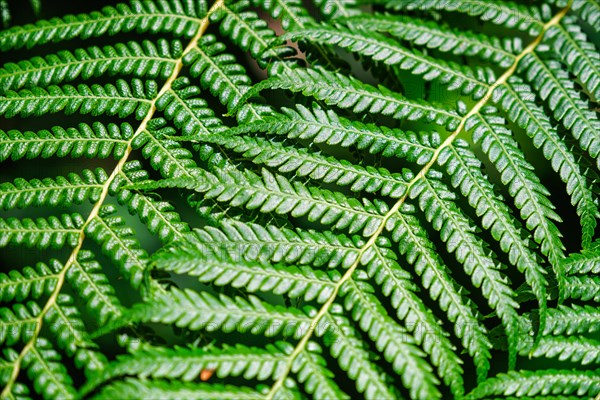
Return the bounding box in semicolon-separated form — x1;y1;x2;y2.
19;337;77;399
94;379;265;400
1;0;598;398
467;112;563;282
520;53;600;169
563;275;600;302
285;27;491;98
558;0;600;30
0;303;38;346
183;34;253;112
465;369;600;399
195;133;409;198
124;287;313;337
366;245;465;396
341;278;441;400
241;68;460;129
0;122;133;162
345;14;519;68
82;342;290;394
43;295;107;374
546;18;600;101
0;39;181;92
390;202;492;381
112;161;190;243
187;219;359;268
380;0;547;35
229;103;438;162
292;343;348;399
131;125;200;179
439;140;547;331
138;168;386;236
248;0;314;30
0;214;83;249
408;175;520;368
0;169;106;210
494;77;598;247
211;2;294;70
65;251;122;325
543;304;600;335
524;336;600;365
321;307;398;399
564;240;600;274
0;79;154;119
313;0;361;20
84;205;148;288
0;0;203;51
154;77;228;137
0;263;57;303
152;240;339;303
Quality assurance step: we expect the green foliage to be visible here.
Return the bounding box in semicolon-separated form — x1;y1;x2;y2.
0;0;599;399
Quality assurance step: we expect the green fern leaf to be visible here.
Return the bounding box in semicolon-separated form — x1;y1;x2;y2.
520;53;600;169
367;244;465;396
380;0;548;35
82;342;290;394
546;17;600;101
407;174;520;368
0;169;106;210
240;68;460;129
229;103;439;162
0;39;181;92
564;240;600;274
494;77;599;247
1;0;599;398
0;0;204;51
19;337;77;399
84;205;148;288
0;263;57;303
210;1;294;71
292;343;348;399
249;0;314;30
94;380;265;400
313;0;361;20
563;275;600;302
391;202;492;381
341;277;441;400
112;161;190;243
43;295;107;374
137;168;387;236
188;219;359;269
0;303;38;346
184;34;254;112
543;304;600;335
466;369;600;399
285;28;491;98
345;14;520;68
553;0;600;30
467;112;563;287
65;251;122;325
123;287;314;338
152;239;339;302
0;214;83;249
321;307;398;398
0;122;133;161
194;133;410;198
0;79;154;119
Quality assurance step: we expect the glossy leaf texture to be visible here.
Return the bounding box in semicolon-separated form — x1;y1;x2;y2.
0;0;599;399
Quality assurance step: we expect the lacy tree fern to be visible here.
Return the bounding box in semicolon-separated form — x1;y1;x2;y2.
0;0;599;399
